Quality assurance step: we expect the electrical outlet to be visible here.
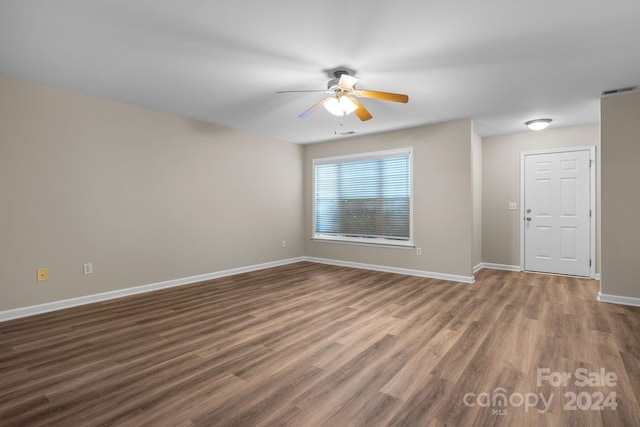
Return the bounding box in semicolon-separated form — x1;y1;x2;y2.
282;240;287;248
83;263;93;275
416;248;422;256
37;268;48;282
508;202;517;210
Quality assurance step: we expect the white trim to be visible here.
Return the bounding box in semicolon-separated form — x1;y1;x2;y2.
520;152;525;271
473;263;483;273
520;146;597;279
598;292;640;307
589;146;597;279
312;147;414;164
0;257;305;322
311;236;414;249
476;262;522;272
596;273;601;281
518;146;598;156
303;256;475;284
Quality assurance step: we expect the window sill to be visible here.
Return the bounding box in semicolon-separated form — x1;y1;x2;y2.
311;236;414;249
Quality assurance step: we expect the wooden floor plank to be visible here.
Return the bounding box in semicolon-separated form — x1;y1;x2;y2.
1;262;639;426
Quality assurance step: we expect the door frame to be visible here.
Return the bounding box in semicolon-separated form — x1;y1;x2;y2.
519;146;596;278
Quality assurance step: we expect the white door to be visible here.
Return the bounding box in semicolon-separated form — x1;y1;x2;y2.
523;150;591;276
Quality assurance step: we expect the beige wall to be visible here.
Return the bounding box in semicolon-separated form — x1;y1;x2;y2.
601;92;640;299
472;130;482;268
0;75;304;311
482;125;600;269
1;73;614;313
304;120;475;279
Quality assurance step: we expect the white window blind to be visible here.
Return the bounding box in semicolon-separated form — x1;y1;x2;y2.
313;148;412;246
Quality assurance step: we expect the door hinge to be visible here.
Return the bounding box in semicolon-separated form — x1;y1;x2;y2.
590;210;592;217
589;259;592;267
590;160;594;167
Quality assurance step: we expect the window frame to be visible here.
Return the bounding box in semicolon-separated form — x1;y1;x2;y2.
312;147;414;248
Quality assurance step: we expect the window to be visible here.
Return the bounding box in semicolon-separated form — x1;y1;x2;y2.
313;148;413;247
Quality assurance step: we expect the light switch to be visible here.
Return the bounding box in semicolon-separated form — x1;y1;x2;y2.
508;203;517;210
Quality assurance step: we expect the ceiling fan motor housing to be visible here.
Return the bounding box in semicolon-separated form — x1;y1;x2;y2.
327;78;340;90
327;70;356;91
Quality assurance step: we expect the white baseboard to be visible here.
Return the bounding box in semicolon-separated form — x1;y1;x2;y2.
303;256;475;284
476;262;522;272
477;263;601;280
597;292;640;307
5;254;612;322
0;257;305;322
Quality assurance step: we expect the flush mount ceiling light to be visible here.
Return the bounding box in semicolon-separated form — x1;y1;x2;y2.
525;118;552;131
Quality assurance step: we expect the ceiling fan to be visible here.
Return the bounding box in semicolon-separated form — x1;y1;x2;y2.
277;70;409;121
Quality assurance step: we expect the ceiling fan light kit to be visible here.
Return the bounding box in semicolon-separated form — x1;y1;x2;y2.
277;69;409;122
324;96;358;116
525;118;552;131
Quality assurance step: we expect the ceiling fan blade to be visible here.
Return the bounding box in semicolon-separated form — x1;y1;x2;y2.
349;97;373;121
338;74;359;90
299;97;331;118
356;89;409;103
276;89;332;94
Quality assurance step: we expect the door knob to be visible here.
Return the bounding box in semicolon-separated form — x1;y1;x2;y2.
526;217;532;222
526;209;531;213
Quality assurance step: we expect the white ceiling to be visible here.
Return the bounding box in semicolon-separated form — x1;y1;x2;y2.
1;1;639;144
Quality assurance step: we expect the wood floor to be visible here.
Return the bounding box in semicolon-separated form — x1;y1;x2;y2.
1;262;640;426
